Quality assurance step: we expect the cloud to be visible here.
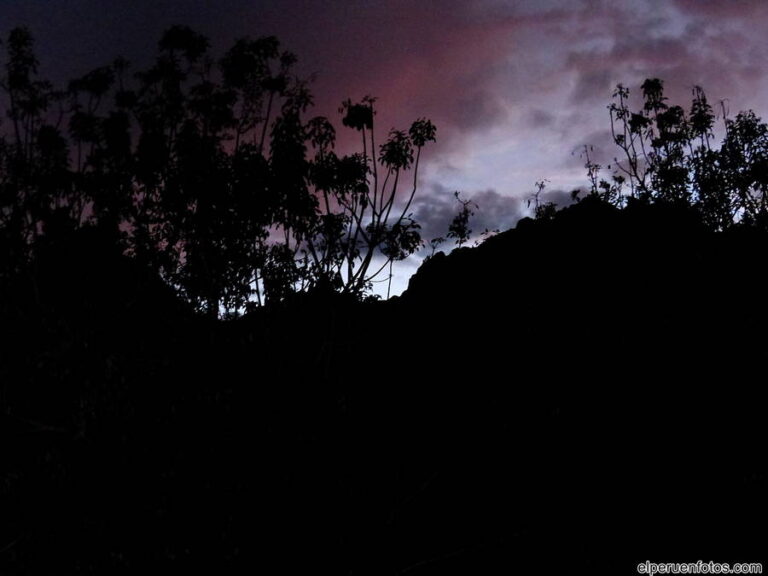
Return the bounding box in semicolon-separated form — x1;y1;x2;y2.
560;0;768;112
411;184;463;244
673;0;768;19
537;187;577;210
412;184;525;247
4;0;768;234
470;189;528;232
453;90;509;131
528;108;557;128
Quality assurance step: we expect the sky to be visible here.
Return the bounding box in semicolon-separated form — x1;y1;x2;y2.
2;0;768;294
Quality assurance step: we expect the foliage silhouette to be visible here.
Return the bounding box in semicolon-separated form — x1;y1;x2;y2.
606;78;768;230
446;191;477;248
526;179;557;221
427;190;480;258
0;26;436;315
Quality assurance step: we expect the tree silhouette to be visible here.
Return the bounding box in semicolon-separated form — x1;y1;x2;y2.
606;78;768;230
0;27;63;270
0;26;436;315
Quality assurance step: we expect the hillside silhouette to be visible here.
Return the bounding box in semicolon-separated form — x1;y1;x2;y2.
3;196;767;574
1;26;767;575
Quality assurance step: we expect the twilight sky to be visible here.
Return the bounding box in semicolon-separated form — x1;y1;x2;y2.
2;0;768;293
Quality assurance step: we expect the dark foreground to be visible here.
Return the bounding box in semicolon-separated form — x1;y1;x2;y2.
2;199;766;574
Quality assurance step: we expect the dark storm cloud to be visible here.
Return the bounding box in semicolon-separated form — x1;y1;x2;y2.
470;188;528;231
538;187;577;210
412;184;525;246
412;184;464;244
412;184;573;254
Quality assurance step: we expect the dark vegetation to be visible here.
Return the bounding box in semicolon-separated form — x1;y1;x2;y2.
0;26;435;315
1;27;767;574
